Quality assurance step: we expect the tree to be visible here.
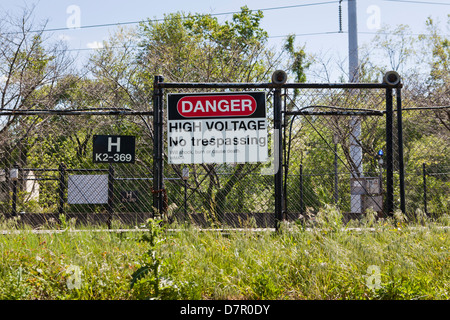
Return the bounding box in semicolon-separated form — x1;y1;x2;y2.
0;7;75;169
132;8;280;220
137;7;279;83
422;16;450;92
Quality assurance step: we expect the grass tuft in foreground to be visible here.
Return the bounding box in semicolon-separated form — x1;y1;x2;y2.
0;209;448;299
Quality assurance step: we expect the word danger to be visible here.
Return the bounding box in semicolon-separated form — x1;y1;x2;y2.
177;94;256;118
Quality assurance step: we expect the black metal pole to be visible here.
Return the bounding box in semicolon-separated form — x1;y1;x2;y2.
283;89;288;217
107;164;115;228
385;88;394;215
58;162;66;216
274;87;284;230
153;75;165;218
423;163;428;216
396;87;406;214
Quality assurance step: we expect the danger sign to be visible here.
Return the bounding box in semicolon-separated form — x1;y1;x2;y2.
167;92;267;164
176;94;257;117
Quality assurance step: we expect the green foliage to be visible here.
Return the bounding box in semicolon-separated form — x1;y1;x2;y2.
284;34;309;84
138;7;273;82
423;16;450;87
130;218;181;299
0;212;449;300
0;267;30;299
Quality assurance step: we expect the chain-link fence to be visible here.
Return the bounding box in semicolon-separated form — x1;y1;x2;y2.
283;86;388;221
1;76;447;229
0;111;156;227
161;87;276;228
156;80;400;228
399;93;450;218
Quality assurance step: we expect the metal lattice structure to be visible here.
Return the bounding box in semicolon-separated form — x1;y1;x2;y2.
1;74;448;229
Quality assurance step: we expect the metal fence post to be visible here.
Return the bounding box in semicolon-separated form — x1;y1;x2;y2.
274;87;284;230
153;75;165;218
283;88;288;216
385;88;394;215
396;87;406;214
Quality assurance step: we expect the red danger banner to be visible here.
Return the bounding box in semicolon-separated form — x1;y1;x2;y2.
177;94;257;118
168;92;265;121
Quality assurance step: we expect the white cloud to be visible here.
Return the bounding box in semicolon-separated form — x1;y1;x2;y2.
58;34;71;41
86;41;104;49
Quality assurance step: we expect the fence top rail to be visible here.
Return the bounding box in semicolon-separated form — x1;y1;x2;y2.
13;168;108;173
0;109;153;116
156;82;395;90
285;110;384;116
402;106;450;111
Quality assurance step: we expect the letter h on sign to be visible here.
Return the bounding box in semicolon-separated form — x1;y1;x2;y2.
108;137;121;152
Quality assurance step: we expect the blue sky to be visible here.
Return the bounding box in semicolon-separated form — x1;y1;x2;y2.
1;0;449;81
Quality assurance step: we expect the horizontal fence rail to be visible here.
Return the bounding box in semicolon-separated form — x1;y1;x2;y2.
1;76;448;229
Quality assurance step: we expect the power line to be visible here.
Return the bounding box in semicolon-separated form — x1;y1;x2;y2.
269;31;343;38
384;0;450;5
11;0;444;53
62;31;343;52
63;29;443;53
14;1;339;34
63;31;345;52
358;31;430;36
240;1;340;12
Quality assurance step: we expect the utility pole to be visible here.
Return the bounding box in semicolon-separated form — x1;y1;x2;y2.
348;0;359;83
348;0;363;214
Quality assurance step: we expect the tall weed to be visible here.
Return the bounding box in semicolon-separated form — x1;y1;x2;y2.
0;208;448;300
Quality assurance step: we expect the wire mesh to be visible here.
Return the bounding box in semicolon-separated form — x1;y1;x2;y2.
162;87;276;227
398;90;450;217
0;113;155;227
1;81;447;229
284;87;388;220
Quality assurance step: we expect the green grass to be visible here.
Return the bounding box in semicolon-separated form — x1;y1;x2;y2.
0;209;449;300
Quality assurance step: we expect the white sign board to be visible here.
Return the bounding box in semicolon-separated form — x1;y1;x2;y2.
67;174;108;204
167;92;267;164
